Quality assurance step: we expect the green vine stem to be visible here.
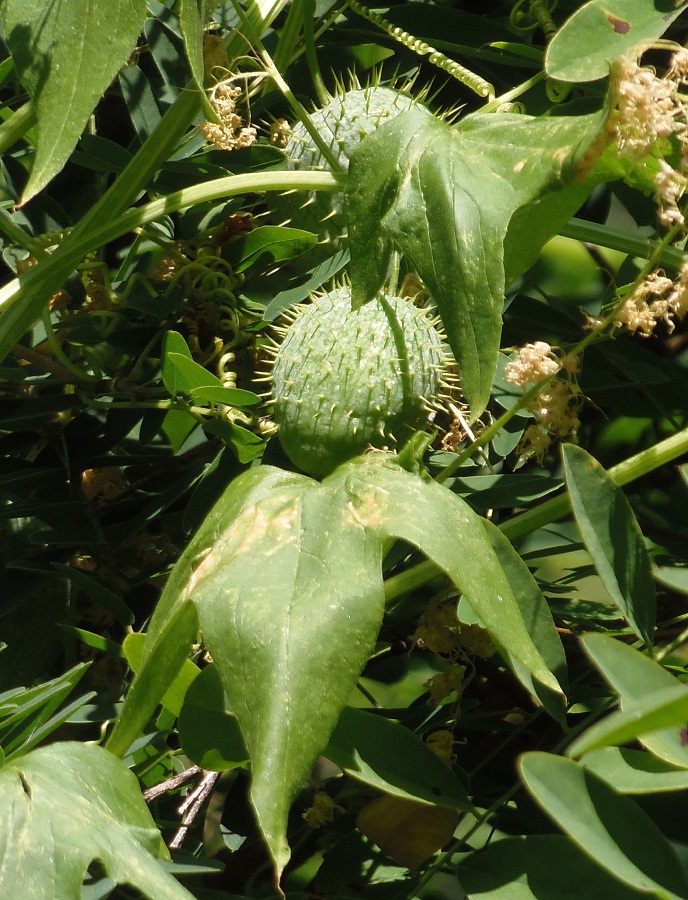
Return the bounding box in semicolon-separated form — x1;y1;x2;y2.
561;217;687;272
302;0;330;107
0;0;291;361
384;424;688;604
228;0;342;170
346;0;495;99
0;100;38;156
0;168;341;363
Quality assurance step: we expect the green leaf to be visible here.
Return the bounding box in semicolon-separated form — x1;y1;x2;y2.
189;385;261;407
119;64;161;142
202;418;266;463
178;664;249;771
163;352;223;396
179;0;206;89
569;685;688;758
519;752;688;899
0;742;195;898
222;226;318;274
111;455;560;882
656;566;688;596
61;626;126;660
0;663;91;760
123;632;199;718
347;106;605;416
579;633;688;769
1;0;149;202
546;0;686;83
580;747;688;794
106;602;199;757
561;444;656;644
161;331;194;396
191;471;387;878
456;834;649;899
51;563;134;626
162;351;260;407
324;707;472;811
483;520;567;719
106;467;305;758
332;456;561;696
162;409;198;454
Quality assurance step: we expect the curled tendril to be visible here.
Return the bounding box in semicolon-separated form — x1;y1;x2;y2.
529;0;558;41
217;306;241;343
510;0;558;38
347;0;494;99
219;351;238;388
495;101;527;114
160;254;241;321
545;79;572;103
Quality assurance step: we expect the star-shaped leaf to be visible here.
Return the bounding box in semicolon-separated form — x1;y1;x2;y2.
0;742;194;899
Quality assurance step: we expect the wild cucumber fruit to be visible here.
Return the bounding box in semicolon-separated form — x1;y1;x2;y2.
273;85;432;254
269;287;449;477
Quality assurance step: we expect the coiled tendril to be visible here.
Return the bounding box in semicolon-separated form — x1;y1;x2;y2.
347;0;494;100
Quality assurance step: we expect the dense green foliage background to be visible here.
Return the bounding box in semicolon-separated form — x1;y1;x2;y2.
2;1;688;898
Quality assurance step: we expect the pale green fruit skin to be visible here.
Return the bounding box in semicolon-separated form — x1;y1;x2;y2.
273;87;433;252
271;288;447;477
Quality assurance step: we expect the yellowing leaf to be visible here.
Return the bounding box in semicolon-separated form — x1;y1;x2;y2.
356;795;460;869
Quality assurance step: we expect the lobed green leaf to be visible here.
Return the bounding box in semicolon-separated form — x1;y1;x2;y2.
347;106;606;416
0;742;195;899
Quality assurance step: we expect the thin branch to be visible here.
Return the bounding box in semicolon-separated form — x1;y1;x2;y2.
169;770;221;851
142;765;202;803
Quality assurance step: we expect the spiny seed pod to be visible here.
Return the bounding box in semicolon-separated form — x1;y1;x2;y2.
268;287;451;477
272;85;433;255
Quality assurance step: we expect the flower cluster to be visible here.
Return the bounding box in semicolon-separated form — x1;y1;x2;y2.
200;81;257;151
303;790;343;828
411;596;462;657
269;118;291;147
505;342;581;461
411;594;496;707
504;340;561;386
424;664;465;705
608;51;688;229
425;730;457;766
589;264;688;338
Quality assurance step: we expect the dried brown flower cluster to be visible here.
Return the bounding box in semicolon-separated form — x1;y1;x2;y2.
200;81;257;152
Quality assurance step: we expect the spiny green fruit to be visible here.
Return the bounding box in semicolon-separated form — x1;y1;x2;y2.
269;287;450;477
273;85;433;254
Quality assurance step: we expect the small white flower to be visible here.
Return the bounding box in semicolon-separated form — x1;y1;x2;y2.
504;341;560;387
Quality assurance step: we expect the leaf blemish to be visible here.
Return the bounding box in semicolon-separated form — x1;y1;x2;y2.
17;772;31;799
607;15;630;34
347;493;385;529
188;549;217;594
